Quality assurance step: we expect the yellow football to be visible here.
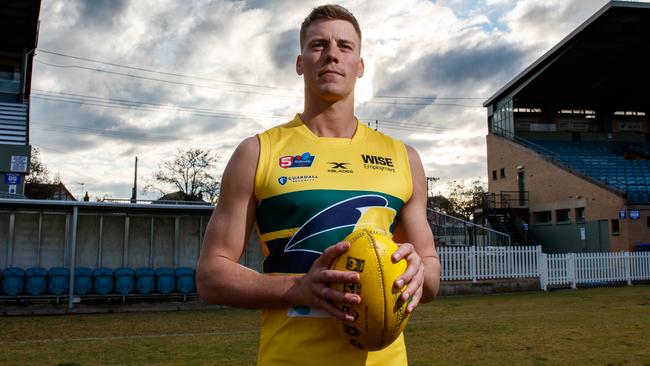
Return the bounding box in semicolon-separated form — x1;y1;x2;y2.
329;228;410;351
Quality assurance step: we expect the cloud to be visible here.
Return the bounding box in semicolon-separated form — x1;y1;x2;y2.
374;43;529;98
271;29;299;72
77;0;129;28
501;0;609;52
29;0;622;198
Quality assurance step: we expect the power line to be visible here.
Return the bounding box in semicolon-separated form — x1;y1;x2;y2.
32;89;292;121
31;123;178;143
35;50;487;105
373;95;485;100
32;89;466;133
34;60;304;99
37;49;301;92
362;100;481;108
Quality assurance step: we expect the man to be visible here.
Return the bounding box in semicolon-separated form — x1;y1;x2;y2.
196;4;440;365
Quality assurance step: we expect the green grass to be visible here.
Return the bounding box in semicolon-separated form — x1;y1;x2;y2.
1;286;649;365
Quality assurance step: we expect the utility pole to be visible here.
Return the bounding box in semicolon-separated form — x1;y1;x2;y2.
426;176;439;209
131;156;138;203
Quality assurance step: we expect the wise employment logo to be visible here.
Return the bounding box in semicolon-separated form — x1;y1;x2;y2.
279;152;315;168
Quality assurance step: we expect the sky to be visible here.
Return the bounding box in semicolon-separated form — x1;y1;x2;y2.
28;0;645;200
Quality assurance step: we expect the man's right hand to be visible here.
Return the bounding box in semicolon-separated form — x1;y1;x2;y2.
294;241;361;322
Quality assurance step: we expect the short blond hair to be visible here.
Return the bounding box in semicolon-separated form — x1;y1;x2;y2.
300;4;362;50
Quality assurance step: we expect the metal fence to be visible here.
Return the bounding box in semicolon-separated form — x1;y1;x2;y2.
428;209;511;247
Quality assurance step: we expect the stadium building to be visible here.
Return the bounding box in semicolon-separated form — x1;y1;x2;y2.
0;0;40;198
483;1;650;253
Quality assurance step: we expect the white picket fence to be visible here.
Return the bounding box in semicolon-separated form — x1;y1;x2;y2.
438;245;541;282
438;245;650;290
539;252;650;290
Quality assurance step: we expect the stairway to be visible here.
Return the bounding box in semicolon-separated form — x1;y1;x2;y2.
485;209;526;245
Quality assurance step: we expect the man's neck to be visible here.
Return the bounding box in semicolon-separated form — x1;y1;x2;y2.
301;94;357;138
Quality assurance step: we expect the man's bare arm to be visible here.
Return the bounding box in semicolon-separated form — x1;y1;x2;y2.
196;136;359;320
392;145;441;309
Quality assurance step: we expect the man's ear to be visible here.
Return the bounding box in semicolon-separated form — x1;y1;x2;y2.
296;55;303;75
357;57;365;78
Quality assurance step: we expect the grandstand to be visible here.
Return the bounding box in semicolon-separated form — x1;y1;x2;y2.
0;0;40;198
482;1;650;253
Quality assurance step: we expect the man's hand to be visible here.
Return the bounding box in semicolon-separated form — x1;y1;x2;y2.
392;242;425;313
294;241;361;322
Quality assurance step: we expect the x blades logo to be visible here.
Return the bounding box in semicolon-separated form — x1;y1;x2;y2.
328;162;353;174
279;152;315;168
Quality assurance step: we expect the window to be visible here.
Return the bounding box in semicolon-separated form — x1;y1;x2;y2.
575;207;585;223
500;168;506;178
556;209;571;223
534;211;552;224
492;170;497;180
611;219;620;235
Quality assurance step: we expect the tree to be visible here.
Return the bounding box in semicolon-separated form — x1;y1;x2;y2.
441;178;487;221
145;148;221;203
26;147;52;184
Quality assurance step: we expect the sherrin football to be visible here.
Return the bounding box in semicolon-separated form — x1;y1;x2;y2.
329;229;410;351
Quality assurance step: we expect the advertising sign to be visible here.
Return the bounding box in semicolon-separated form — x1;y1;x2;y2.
10;155;28;172
4;173;21;185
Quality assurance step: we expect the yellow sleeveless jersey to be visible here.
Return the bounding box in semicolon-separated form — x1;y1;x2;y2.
254;114;413;366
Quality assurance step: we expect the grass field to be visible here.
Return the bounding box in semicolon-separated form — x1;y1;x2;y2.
1;286;649;365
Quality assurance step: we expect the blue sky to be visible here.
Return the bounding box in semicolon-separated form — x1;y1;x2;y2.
29;0;643;199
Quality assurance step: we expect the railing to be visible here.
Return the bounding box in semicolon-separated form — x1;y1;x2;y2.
491;126;557;159
484;191;529;209
428;209;511;247
102;198;214;205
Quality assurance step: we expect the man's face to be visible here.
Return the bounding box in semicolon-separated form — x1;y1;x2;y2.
297;19;364;102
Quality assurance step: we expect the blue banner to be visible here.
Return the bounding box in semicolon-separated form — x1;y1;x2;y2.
4;173;21;185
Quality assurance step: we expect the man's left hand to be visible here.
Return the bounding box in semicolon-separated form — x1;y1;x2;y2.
392;242;424;313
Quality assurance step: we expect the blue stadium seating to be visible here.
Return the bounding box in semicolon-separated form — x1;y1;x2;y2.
135;268;155;294
25;267;47;296
531;140;650;203
175;267;195;294
155;267;175;294
93;268;114;295
74;267;93;295
48;267;69;296
2;267;25;295
114;267;135;295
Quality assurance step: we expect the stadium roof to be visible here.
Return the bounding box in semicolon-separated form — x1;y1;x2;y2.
0;0;41;51
484;1;650;111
